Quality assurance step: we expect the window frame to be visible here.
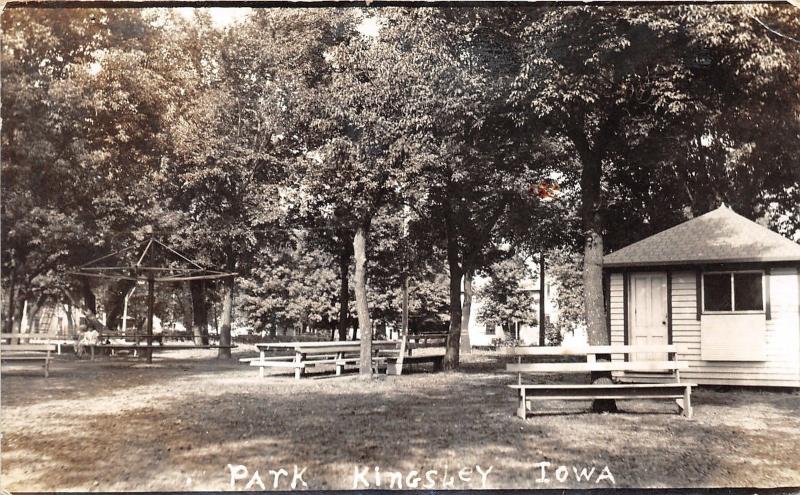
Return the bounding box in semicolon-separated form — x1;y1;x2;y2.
701;270;766;314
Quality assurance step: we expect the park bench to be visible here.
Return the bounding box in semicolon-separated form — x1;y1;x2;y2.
87;342;236;360
251;341;397;379
1;332;73;355
504;344;694;418
384;331;448;376
0;341;56;378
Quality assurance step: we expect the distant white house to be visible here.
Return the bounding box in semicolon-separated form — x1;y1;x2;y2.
467;269;559;348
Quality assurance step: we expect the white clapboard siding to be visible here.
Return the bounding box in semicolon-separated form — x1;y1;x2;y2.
609;269;800;386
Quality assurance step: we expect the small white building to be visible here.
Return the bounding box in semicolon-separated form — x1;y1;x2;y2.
604;206;800;387
467;275;558;347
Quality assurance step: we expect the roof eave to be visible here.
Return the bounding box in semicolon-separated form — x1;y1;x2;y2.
603;255;800;269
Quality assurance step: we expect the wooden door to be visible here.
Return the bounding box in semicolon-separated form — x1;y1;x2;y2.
629;272;668;361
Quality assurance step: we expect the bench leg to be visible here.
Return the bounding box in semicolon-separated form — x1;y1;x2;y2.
517;389;527;419
294;353;304;380
336;363;343;376
45;350;50;378
433;358;443;372
259;351;265;378
683;386;692;419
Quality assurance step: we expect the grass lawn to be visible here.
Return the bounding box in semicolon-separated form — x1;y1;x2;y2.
1;348;799;491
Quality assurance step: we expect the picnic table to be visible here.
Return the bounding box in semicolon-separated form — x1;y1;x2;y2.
503;344;695;418
250;340;399;379
88;341;235;360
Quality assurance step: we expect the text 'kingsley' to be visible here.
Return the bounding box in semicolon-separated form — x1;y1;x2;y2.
351;465;493;489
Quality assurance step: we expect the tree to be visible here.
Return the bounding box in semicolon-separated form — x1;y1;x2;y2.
1;8;173;333
511;4;800;348
476;254;539;338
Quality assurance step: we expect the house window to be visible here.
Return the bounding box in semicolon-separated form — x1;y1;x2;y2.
485;324;495;335
702;271;764;313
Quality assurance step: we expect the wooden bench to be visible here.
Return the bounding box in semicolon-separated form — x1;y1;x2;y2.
1;343;56;377
385;331;448;376
88;343;236;360
510;382;693;418
1;333;73;355
505;344;694;418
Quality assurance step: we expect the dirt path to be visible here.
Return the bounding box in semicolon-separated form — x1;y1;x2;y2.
2;350;799;491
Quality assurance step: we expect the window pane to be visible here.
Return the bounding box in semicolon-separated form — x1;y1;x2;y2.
734;273;763;311
704;273;732;311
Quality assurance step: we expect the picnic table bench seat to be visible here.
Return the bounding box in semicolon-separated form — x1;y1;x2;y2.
510;382;694;418
0;343;56;377
505;344;695;419
88;343;236;360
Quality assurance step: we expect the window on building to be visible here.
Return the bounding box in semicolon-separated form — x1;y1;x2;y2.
703;271;763;313
485;324;495;335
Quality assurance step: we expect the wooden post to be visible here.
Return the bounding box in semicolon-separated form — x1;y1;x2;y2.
146;276;155;364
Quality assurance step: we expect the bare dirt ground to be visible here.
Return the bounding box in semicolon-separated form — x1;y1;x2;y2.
1;348;799;491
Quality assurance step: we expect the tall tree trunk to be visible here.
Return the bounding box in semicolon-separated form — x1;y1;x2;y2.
106;279;136;332
4;264;18;333
539;253;546;346
11;292;25;342
190;279;209;346
27;293;47;333
580;148;616;413
460;268;473;354
353;223;373;377
82;278;97;316
443;208;462;370
219;273;234;359
64;302;75;335
337;248;350;341
401;276;409;339
581;151;609;344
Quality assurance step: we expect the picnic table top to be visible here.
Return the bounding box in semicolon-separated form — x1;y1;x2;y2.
1;333;71;341
502;344;679;357
90;343;236;350
97;333;217;338
256;340;398;351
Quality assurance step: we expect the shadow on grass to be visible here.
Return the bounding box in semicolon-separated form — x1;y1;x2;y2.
4;350;800;490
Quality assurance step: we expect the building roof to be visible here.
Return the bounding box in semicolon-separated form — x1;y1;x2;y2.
604;206;800;268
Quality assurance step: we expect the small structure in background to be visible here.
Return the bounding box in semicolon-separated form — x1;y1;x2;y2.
468;271;559;348
604;205;800;387
68;238;236;362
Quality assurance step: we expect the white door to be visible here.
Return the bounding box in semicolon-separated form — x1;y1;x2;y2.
629;272;668;361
